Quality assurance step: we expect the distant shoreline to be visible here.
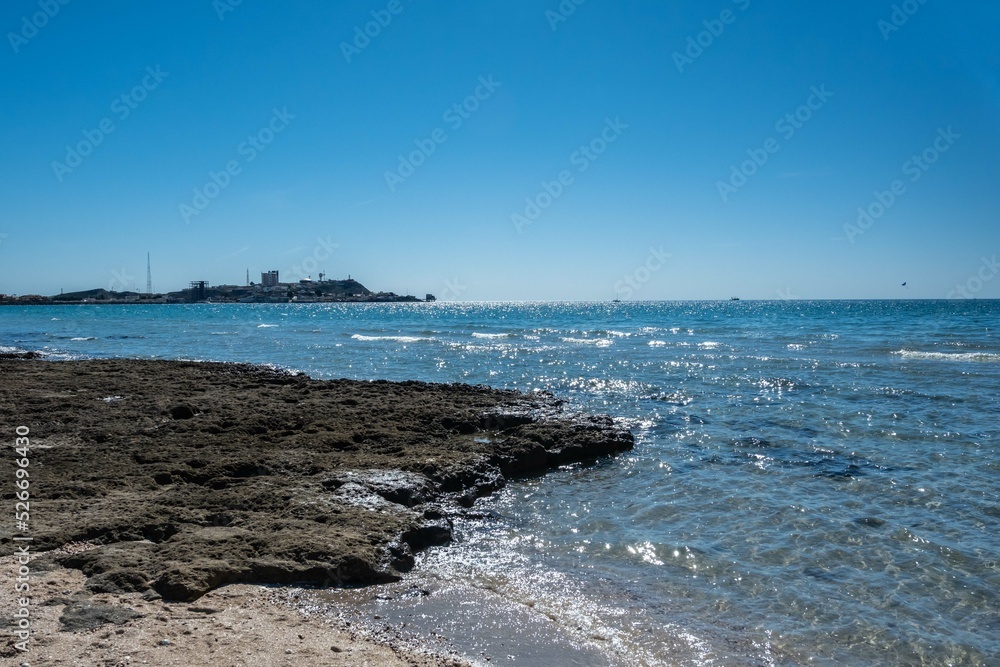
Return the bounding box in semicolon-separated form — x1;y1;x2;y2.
0;276;434;306
2;297;996;305
0;296;429;306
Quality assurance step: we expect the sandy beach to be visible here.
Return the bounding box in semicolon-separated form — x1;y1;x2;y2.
0;552;473;666
0;357;632;665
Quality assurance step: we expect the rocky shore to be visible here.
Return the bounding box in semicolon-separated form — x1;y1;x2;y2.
1;358;632;608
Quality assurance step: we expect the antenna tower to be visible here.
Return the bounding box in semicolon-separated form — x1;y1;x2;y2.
146;253;152;294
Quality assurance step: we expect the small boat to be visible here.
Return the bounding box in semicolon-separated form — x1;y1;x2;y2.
730;297;740;301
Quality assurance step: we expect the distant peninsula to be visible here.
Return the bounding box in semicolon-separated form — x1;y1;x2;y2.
0;274;436;306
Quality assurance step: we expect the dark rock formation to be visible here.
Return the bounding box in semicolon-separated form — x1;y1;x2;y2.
0;359;632;601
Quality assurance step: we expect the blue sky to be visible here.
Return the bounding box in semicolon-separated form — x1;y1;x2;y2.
0;0;997;300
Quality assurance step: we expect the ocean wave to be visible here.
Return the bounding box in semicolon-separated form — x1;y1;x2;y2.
471;332;511;339
893;350;1000;362
561;337;613;347
257;324;279;328
653;391;693;406
758;377;798;391
648;340;667;347
697;341;721;349
32;349;77;360
590;329;630;338
351;334;433;343
566;377;652;394
71;337;96;341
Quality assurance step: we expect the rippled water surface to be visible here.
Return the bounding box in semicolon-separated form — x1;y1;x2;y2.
3;301;998;665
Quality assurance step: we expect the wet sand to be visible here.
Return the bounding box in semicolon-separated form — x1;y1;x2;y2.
0;550;471;666
0;358;632;664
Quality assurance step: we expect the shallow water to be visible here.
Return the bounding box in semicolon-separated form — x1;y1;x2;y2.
3;300;998;665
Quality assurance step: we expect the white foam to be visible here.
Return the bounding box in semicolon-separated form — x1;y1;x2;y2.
71;337;96;341
561;337;613;347
257;324;279;328
472;332;510;339
351;334;431;343
893;350;1000;362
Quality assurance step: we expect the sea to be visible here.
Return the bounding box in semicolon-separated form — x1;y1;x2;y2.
2;300;998;666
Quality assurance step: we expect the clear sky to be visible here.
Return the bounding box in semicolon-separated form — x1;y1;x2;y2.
1;1;997;300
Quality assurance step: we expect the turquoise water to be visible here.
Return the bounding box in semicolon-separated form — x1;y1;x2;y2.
2;301;998;665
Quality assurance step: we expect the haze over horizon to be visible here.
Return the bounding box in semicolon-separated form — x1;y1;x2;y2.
1;1;997;300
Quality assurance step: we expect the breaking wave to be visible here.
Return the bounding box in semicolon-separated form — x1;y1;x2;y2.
893;350;1000;362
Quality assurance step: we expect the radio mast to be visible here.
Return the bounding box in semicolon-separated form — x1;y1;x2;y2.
146;253;152;294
